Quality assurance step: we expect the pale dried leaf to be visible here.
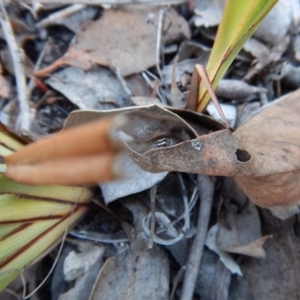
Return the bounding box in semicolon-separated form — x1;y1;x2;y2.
89;199;169;300
254;0;292;46
0;75;10;99
215;79;266;100
193;0;224;27
280;62;300;88
216;178;269;258
243;38;270;63
162;57;210;85
60;245;104;300
47;66;131;110
206;224;242;276
242;211;300;299
125;74;152;97
224;236;271;259
100;155;167;204
62;6;190;76
206;102;236;128
37;6;98;32
130;96;161;106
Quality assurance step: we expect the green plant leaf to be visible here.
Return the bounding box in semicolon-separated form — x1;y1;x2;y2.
197;0;277;112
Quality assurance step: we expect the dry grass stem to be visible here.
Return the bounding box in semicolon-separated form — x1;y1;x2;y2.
180;175;215;300
0;0;32;132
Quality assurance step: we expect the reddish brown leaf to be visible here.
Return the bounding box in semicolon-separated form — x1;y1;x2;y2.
121;90;300;219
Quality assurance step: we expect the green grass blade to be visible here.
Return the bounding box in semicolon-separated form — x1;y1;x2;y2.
0;194;80;222
0;206;88;292
0;175;93;203
197;0;277;112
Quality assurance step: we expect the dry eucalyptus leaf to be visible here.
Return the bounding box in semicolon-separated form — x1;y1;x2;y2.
89;199;169;300
280;62;300;88
192;0;224;28
37;6;98;32
125;74;152;97
162;57;210;85
64;90;300;219
130;96;161;106
47;66;131;110
215;79;266;100
242;210;300;300
244;36;289;81
243;38;270;64
177;40;211;61
235;102;261;128
206;224;242;276
44;6;190;77
217;178;269;258
60;245;104;300
253;0;292;46
100;155;167;204
89;247;169;300
293;34;300;62
206;102;236;128
126;89;300;219
194;248;231;300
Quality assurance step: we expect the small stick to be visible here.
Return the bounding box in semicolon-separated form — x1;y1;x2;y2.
0;0;32;132
177;173;190;232
148;185;157;249
187;65;200;111
195;65;229;128
113;64;132;98
36;4;85;28
27;38;52;96
180;175;215;300
155;10;166;82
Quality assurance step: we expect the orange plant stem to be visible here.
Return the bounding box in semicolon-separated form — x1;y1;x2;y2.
5;153;121;185
5;116;125;167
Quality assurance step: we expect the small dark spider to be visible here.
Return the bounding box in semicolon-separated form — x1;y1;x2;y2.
154;138;175;148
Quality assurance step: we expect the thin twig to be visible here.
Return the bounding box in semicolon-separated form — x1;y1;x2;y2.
113;64;132;98
170;266;185;300
0;1;31;132
177;173;190;232
155;9;166;81
69;230;129;244
142;70;167;104
155;186;198;236
36;4;85;28
27;38;52;96
154;9;170;105
2;288;21;300
180;175;215;300
142;212;184;245
195;65;229;128
148;185;157;249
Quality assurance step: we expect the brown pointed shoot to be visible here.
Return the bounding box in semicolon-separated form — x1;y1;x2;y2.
188;64;229;128
4;116;127;185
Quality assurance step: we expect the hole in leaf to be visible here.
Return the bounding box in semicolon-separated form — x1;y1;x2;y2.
235;149;251;162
